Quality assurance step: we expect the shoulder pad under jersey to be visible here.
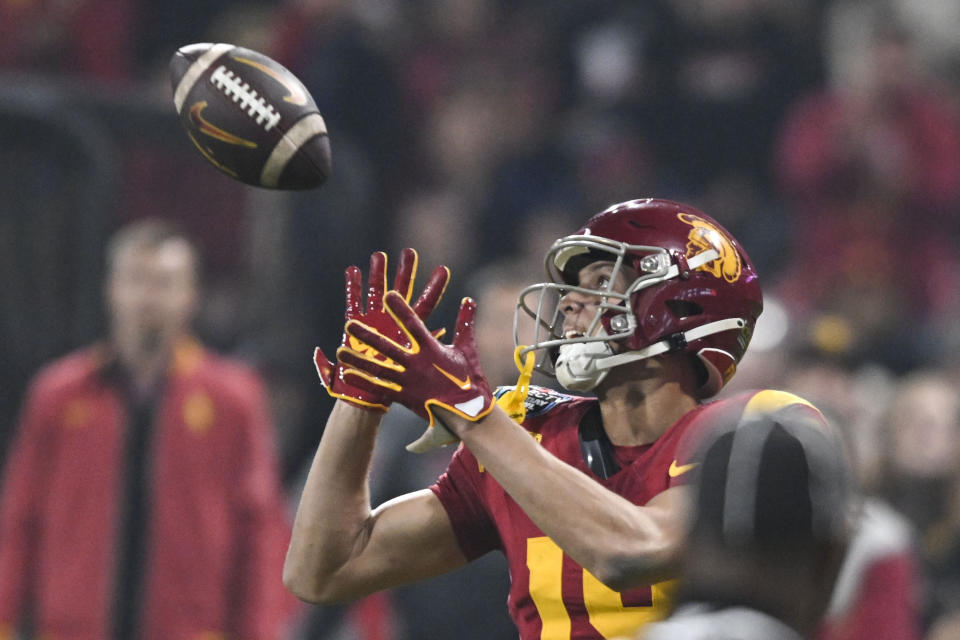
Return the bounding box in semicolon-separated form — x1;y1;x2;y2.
493;385;580;419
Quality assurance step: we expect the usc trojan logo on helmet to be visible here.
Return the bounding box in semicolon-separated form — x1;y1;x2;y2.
678;212;742;283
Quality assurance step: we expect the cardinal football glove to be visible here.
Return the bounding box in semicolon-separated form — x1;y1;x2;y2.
338;292;495;452
314;248;450;412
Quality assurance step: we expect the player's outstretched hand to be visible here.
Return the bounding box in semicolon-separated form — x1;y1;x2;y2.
314;249;450;412
339;292;494;452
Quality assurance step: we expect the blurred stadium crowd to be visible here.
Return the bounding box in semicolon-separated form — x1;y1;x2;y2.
3;0;960;638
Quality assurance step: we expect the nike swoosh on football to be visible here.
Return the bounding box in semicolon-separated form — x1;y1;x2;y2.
668;460;699;477
234;56;309;105
185;131;239;177
189;102;258;147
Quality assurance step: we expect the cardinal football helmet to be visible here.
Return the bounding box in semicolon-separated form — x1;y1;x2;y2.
516;198;762;396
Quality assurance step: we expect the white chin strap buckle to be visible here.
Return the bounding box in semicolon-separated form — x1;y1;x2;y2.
554;340;613;391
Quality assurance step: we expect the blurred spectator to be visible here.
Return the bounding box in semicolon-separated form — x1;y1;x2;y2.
888;1;960;96
781;358;923;640
644;0;824;192
879;371;960;633
879;372;960;531
269;0;412;203
773;3;960;372
561;110;659;214
0;0;136;82
475;22;580;260
0;219;298;639
927;610;960;640
0;0;237;83
780;356;894;493
393;188;478;280
818;495;922;640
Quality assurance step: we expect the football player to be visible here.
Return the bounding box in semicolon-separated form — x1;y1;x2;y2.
285;198;802;639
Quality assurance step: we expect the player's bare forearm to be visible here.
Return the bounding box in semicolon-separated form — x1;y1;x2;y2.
437;405;689;590
283;400;382;602
284;401;469;604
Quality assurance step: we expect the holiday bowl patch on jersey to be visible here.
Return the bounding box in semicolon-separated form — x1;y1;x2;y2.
170;43;331;190
494;385;575;419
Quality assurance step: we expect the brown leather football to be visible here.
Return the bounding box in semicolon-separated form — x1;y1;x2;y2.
170;43;331;190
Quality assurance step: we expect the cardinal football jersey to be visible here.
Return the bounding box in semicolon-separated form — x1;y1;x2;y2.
431;387;815;640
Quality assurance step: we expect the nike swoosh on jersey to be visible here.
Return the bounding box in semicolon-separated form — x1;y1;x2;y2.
668;460;699;477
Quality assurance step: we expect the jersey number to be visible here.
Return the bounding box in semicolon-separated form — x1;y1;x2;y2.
526;536;672;639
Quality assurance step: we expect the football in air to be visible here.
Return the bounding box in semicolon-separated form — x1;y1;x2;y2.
170;43;331;190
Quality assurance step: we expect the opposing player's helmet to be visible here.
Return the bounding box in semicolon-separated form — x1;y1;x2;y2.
516;198;762;397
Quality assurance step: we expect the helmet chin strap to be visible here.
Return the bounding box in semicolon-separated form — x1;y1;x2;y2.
555;318;746;392
596;318;746;370
554;340;615;391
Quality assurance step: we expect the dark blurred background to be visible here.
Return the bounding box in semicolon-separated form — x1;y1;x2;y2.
3;1;960;638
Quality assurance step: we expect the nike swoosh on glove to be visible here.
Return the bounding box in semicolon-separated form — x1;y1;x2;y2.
338;292;494;452
314;248;449;412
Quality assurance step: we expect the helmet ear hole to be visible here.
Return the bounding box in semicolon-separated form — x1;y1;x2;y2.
666;299;703;319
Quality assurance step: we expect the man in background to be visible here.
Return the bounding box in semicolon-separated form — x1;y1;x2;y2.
0;218;297;639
